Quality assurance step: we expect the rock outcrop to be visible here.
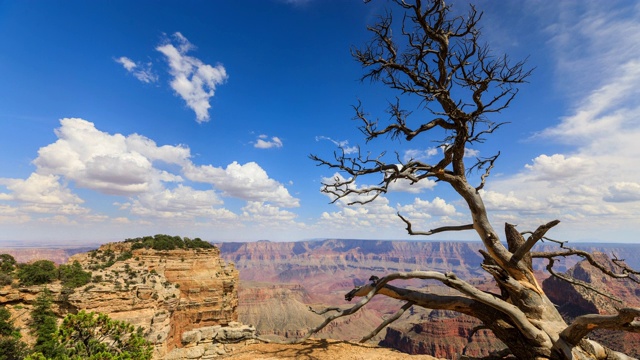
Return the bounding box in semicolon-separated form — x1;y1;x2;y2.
542;252;640;357
218;239;640;357
1;241;241;359
380;310;506;358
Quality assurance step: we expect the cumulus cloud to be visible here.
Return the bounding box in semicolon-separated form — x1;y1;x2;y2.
32;118;186;196
315;136;358;155
122;185;236;220
184;161;299;207
241;201;298;224
398;197;459;218
480;190;548;214
524;154;593;182
464;148;480;158
115;56;158;83
403;148;439;162
403;146;478;163
387;178;437;193
0;173;82;205
157;32;228;123
317;173;465;235
605;182;640;203
0;119;300;230
254;135;283;149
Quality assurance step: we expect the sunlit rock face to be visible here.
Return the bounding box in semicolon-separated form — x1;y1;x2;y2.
542;252;640;357
1;242;239;359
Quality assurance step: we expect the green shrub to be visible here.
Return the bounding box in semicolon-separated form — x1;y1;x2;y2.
58;261;91;288
17;260;57;286
28;311;152;360
29;289;64;358
116;251;133;262
0;254;17;274
0;273;13;286
125;234;214;251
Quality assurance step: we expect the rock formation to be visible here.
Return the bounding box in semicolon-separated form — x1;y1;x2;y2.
542;252;640;357
380;310;507;358
1;241;246;359
218;239;640;357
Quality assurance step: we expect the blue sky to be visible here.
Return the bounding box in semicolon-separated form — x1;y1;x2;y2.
1;0;639;245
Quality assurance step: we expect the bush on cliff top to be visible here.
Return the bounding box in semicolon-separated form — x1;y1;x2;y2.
125;234;213;251
17;260;57;287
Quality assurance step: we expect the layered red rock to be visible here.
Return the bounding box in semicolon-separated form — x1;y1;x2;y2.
1;242;239;359
542;252;640;356
380;310;506;358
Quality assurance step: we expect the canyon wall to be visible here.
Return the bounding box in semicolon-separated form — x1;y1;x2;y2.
218;239;640;358
1;242;243;359
542;252;640;357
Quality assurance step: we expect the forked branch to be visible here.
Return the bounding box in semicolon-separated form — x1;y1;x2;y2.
398;212;474;235
359;301;414;343
561;308;640;346
532;248;640;284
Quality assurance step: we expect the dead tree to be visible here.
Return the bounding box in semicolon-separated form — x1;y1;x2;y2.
307;1;640;359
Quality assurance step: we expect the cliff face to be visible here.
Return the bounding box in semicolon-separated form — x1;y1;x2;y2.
219;239;488;281
542;252;640;316
219;239;496;345
1;242;240;359
218;239;640;357
380;311;506;358
541;252;640;356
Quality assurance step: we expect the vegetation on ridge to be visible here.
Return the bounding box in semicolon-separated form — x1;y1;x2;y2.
125;234;214;251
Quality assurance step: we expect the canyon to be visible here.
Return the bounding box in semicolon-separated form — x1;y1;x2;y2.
1;241;247;359
217;239;640;358
2;238;639;359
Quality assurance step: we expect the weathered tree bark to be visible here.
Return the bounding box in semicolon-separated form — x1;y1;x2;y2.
304;0;640;359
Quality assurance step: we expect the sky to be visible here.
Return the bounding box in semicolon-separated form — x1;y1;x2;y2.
0;0;639;245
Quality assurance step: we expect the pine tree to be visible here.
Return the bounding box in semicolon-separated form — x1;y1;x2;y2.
0;306;28;360
29;289;63;358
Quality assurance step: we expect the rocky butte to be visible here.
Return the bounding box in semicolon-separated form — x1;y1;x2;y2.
0;239;257;359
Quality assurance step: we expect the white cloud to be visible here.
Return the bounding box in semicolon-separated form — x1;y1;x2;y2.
123;184;236;220
605;182;640;203
1;119;301;231
241;201;298;225
0;173;82;205
524;154;593;182
398;197;459;218
387;178;437;193
184;161;299;207
254;135;283;149
157;32;228;123
472;3;640;240
403;147;478;163
480;190;548;214
33;118;162;195
464;148;480;158
315;136;358;155
318;173;464;235
115;56;158;83
403;148;438;162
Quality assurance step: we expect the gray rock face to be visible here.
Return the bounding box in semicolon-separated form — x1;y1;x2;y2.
170;323;256;360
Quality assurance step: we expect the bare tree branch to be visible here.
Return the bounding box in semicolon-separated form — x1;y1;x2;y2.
543;256;623;302
532;248;640;284
561;308;640;346
397;212;474;235
510;220;560;265
359;301;414;343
